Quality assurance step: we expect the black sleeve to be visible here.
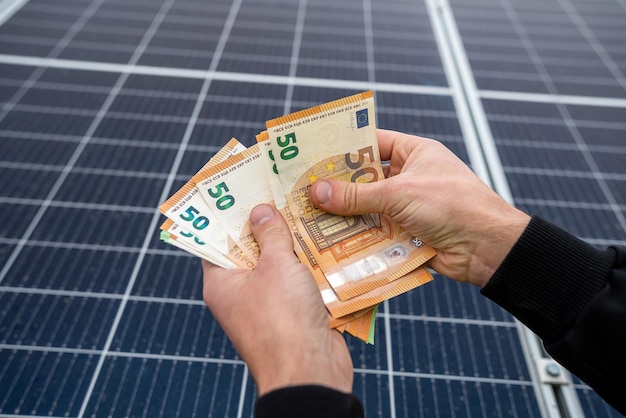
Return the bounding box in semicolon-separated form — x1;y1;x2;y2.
255;385;364;418
481;216;626;415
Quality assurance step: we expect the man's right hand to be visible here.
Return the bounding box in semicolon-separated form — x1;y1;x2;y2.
309;129;530;287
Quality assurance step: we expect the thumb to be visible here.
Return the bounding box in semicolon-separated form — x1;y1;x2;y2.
249;204;295;259
310;179;389;216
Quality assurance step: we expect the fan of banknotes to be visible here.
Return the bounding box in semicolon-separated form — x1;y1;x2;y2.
158;91;436;344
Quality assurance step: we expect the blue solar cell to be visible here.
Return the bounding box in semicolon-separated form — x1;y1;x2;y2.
0;167;59;199
388;276;514;322
0;136;78;165
138;51;213;70
0;350;98;416
56;172;167;207
576;387;624;418
498;144;590;171
607;179;626;206
75;143;178;172
218;57;291;76
58;45;135;64
394;377;542;417
1;110;94;136
189;121;264;148
506;171;609;204
132;253;204;299
199;99;285;124
576;125;626;148
4;246;137;293
0;39;55;57
38;68;120;86
352;372;393;416
30;207;152;247
0;203;40;239
178;147;222;177
112;301;238;359
123;74;204;94
109;94;197;117
82;357;246;417
93;115;189;142
0;244;14;268
0;292;120;348
19;87;109;110
0;64;37;81
390;319;530;381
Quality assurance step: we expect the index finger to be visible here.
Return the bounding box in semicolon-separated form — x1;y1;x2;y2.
376;129;403;161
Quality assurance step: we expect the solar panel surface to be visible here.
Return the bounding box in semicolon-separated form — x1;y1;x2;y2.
0;0;624;417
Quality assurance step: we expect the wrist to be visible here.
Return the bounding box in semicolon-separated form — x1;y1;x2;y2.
469;208;530;288
250;332;353;396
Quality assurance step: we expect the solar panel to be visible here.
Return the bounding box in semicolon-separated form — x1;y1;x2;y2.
0;0;624;417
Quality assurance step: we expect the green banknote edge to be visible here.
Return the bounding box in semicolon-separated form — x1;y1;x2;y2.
367;304;379;345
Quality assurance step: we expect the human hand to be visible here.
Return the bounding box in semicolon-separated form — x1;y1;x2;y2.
309;129;530;287
202;204;353;396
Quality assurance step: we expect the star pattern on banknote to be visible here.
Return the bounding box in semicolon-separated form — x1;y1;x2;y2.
309;173;318;183
326;161;335;173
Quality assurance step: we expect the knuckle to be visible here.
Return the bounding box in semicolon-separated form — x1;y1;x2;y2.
258;224;292;248
342;183;361;213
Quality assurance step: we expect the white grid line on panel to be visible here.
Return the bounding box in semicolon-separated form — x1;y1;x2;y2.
485;114;626;131
0;237;183;255
479;89;626;108
462;35;626;56
0;162;194;184
504;167;626;183
0;197;157;214
0;53;449;96
235;366;249;418
513;197;626;214
473;68;624;88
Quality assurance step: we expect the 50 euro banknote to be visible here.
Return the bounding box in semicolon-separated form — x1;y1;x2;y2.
263;91;436;301
159;138;254;269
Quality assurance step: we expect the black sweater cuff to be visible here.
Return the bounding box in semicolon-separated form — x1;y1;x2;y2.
480;215;616;344
255;385;364;418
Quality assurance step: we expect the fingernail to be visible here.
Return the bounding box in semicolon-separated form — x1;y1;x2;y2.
250;205;275;226
315;180;331;204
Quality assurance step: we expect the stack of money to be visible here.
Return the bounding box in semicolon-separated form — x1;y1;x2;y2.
159;91;436;344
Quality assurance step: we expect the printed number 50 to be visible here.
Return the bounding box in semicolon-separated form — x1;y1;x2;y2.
277;132;299;161
179;206;210;230
345;145;378;183
208;182;235;210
